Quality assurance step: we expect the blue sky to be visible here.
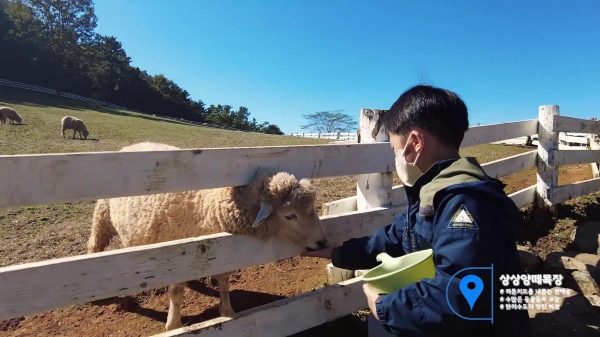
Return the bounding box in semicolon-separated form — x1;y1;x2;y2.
94;0;600;134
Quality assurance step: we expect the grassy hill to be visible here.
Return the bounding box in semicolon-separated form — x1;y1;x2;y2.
0;85;596;337
0;86;329;156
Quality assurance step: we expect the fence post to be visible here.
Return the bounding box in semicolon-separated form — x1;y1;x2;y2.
326;109;393;284
536;105;560;215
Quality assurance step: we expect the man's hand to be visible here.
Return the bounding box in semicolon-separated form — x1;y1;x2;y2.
363;283;382;320
300;246;334;259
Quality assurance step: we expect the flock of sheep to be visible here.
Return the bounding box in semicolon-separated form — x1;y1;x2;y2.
0;106;90;140
2;104;327;332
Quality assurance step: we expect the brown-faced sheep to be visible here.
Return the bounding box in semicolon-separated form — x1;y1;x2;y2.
0;107;22;125
61;116;89;139
87;141;328;331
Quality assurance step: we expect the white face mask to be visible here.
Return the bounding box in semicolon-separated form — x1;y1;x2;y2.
395;136;423;187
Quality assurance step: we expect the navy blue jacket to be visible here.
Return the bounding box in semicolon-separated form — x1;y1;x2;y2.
331;157;532;336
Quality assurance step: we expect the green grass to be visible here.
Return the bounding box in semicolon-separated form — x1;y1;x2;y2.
0;86;329;156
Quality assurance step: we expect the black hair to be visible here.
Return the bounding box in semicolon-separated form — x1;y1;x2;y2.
380;84;469;148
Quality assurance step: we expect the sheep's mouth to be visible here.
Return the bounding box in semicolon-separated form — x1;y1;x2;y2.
305;246;316;252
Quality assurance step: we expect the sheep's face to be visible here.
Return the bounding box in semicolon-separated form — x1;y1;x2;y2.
252;175;328;251
273;202;327;251
83;130;89;139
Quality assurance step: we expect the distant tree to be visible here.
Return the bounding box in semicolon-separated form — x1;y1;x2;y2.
258;123;284;135
301;110;355;134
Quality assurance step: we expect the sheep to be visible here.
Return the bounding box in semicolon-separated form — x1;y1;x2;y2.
61;116;89;140
0;107;22;125
87;141;328;331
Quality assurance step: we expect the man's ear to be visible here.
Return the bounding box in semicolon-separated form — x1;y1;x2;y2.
411;130;425;153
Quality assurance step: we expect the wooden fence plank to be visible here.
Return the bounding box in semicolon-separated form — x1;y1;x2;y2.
479;150;537;179
551;115;600;134
552;149;600;166
510;185;536;209
152;278;366;337
461;119;538;148
0;143;395;210
321;151;537;215
551;178;600;204
0;205;404;321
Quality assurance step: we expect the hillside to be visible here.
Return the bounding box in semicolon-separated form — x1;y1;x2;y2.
0;86;328;156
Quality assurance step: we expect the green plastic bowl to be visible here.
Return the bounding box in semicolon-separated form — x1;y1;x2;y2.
361;249;436;294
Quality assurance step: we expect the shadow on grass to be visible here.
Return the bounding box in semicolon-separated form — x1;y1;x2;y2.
62;137;100;142
0;86;205;128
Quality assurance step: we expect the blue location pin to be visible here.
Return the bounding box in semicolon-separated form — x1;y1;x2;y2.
459;275;484;310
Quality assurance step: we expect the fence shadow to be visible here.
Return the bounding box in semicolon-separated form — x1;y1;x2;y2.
290;313;368;337
529;293;600;336
88;280;288;328
517;196;600;247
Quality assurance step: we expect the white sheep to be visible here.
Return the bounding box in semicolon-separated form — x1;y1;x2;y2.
0;106;22;125
87;141;328;331
61;116;89;140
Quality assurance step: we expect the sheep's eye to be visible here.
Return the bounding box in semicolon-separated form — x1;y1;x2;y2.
284;214;297;220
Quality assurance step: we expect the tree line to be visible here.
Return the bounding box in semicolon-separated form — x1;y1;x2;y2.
0;0;284;135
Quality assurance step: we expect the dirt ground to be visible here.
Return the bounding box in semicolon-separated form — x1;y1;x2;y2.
1;89;597;337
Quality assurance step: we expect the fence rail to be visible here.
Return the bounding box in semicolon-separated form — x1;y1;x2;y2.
0;105;597;336
288;132;357;140
0;78;243;132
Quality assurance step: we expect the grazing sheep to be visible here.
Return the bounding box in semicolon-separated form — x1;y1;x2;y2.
61;116;89;140
0;107;22;125
87;142;328;331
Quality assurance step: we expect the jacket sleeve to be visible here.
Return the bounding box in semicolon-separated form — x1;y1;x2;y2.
331;209;408;271
374;192;503;336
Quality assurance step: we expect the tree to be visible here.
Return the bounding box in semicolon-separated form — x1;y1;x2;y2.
88;34;131;99
300;110;356;134
0;0;284;135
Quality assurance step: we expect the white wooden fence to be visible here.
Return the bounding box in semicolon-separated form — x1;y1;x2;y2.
0;105;598;336
288;132;357;141
0;78;243;132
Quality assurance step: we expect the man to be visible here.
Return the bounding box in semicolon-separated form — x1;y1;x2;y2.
302;85;532;336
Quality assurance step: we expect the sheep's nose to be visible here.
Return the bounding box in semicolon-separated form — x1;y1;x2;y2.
316;239;327;249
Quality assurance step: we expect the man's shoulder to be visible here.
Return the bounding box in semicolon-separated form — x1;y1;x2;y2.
436;181;515;212
430;182;523;229
419;180;511;217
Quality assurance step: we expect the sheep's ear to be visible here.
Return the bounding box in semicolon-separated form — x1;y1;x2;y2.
252;201;273;228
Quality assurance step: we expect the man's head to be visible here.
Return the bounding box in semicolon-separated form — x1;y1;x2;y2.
380;85;469;186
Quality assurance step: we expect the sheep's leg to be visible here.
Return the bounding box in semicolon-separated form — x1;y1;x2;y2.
61;129;65;138
165;282;186;331
72;130;76;139
87;199;117;253
215;272;235;317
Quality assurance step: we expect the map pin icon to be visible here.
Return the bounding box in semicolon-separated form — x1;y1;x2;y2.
459;275;484;310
